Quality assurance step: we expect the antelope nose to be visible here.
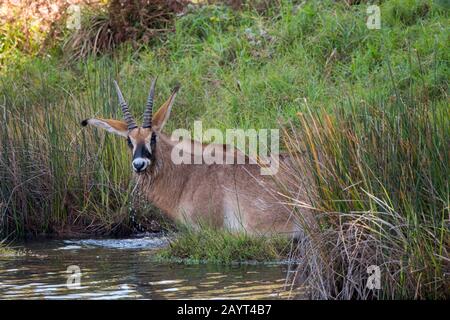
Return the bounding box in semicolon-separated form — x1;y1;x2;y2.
132;159;146;172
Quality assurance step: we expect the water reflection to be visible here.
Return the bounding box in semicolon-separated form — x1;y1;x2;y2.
0;237;302;300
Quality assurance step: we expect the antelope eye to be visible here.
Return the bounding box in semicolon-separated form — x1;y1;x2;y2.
127;137;133;149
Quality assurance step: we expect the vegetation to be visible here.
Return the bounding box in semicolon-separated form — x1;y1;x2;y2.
0;0;448;298
63;0;188;60
281;94;449;299
0;239;19;256
156;225;291;264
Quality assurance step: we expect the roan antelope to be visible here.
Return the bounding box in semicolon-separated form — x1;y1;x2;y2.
81;79;310;237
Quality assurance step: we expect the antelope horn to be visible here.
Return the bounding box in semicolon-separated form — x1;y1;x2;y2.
113;80;137;130
142;77;157;129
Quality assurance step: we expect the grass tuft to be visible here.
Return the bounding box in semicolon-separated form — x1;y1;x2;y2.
156;225;291;264
0;239;21;257
0;0;448;298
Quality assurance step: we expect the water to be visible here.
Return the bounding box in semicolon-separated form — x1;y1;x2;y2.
0;235;301;299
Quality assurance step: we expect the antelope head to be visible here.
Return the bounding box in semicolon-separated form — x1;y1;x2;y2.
81;79;179;174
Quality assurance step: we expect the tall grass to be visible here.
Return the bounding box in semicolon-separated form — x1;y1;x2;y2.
280;70;449;298
0;57;158;237
0;0;448;298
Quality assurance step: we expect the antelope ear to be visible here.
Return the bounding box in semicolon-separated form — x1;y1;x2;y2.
152;85;180;132
81;118;128;137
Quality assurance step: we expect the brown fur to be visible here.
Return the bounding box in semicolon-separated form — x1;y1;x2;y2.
83;88;312;237
136;132;306;236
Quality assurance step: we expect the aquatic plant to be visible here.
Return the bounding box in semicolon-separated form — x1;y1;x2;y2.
0;0;448;299
156;225;291;264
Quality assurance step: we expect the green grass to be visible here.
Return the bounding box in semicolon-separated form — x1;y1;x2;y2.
0;244;14;256
0;0;448;298
1;1;447;237
281;93;449;299
156;225;291;264
0;240;20;256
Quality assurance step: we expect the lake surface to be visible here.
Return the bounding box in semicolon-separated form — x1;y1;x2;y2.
0;234;301;299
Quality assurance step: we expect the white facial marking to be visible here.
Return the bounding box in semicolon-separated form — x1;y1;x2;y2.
132;157;150;172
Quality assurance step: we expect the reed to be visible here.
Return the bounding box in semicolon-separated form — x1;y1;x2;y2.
280;81;449;299
0;57;151;237
0;1;448;298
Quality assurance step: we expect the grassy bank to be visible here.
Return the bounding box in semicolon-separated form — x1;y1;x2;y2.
281;93;449;299
0;0;448;298
156;226;291;264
